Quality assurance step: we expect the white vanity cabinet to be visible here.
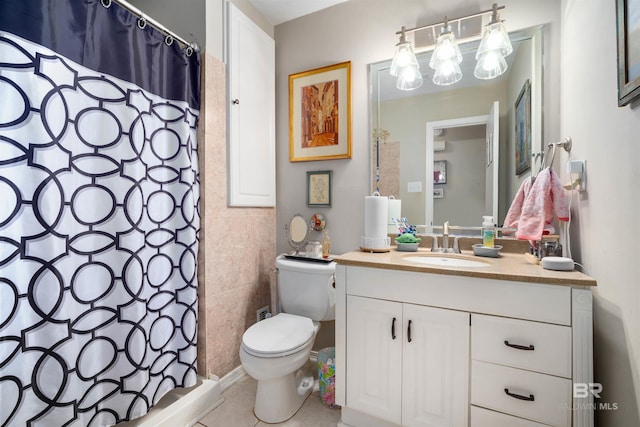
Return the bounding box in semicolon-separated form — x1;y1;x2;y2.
346;295;469;426
334;257;595;427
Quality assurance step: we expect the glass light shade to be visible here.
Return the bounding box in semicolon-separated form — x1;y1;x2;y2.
429;29;462;70
396;64;423;91
474;50;508;79
390;41;419;77
476;21;513;59
432;58;462;86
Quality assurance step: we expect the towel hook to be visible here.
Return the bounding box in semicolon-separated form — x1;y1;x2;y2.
546;137;572;168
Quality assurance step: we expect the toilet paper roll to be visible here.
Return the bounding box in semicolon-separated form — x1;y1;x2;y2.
387;198;401;234
364;194;389;239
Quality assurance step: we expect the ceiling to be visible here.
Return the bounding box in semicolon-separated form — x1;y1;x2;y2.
248;0;350;25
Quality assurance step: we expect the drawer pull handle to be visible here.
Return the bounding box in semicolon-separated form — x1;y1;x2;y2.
407;320;412;343
504;388;535;401
504;340;535;351
391;317;397;340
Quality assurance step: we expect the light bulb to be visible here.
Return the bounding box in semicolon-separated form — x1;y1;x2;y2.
474;50;508;80
396;64;423;91
429;29;462;70
390;41;419;77
433;59;462;86
476;21;513;59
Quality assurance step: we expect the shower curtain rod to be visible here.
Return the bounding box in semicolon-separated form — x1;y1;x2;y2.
105;0;199;52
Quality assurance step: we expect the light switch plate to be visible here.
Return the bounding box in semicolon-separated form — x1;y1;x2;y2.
407;181;422;193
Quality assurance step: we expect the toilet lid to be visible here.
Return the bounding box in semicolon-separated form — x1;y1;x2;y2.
242;313;315;355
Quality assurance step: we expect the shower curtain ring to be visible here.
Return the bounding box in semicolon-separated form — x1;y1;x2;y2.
165;35;174;46
101;0;112;8
137;17;147;29
185;45;194;57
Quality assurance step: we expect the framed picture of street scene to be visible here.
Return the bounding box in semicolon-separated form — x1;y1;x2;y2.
289;61;351;162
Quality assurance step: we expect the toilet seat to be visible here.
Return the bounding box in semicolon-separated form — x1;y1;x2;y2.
242;313;315;358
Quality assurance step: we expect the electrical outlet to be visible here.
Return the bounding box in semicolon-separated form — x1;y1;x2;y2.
256;306;270;322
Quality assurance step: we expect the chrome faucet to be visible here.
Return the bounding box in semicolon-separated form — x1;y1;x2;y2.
431;221;461;253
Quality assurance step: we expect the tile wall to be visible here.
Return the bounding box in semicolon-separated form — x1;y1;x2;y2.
197;53;276;378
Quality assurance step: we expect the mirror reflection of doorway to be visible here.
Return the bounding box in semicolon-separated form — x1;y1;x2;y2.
424;101;499;227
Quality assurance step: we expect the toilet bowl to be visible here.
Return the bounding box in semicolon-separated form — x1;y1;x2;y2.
239;255;336;423
240;313;320;423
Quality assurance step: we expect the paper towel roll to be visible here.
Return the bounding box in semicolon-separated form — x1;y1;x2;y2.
364;194;389;239
387;198;401;234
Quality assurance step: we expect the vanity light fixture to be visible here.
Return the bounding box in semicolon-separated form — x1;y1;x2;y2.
429;20;463;86
390;26;423;90
391;3;511;90
474;3;513;79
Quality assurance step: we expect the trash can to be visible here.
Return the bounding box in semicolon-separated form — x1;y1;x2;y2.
317;347;339;408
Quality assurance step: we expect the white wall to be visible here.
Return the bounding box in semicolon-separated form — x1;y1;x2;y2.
275;0;561;254
561;1;640;425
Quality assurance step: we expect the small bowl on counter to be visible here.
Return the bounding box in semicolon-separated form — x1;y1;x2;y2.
472;243;502;258
395;242;420;252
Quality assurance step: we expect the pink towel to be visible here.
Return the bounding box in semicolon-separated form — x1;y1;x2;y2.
515;167;569;241
503;177;533;233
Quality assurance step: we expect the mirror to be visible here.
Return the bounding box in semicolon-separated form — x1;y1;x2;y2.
370;25;544;230
286;214;309;253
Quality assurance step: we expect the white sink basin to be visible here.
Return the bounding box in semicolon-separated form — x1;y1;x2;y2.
403;255;491;268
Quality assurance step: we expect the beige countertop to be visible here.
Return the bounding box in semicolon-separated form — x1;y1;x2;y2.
334;248;597;287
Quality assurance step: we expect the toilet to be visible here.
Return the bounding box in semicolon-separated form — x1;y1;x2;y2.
239;254;336;423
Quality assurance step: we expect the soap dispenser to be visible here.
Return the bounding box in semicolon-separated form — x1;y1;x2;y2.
482;216;496;248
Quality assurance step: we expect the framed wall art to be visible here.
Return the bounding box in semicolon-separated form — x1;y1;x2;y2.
306;170;332;207
289;61;352;162
434;160;447;184
617;0;640;106
515;79;531;175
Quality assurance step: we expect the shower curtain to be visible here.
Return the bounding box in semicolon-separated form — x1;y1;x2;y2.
0;1;200;425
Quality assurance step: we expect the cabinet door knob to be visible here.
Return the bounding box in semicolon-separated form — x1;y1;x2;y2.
407;320;412;343
391;317;396;340
232;98;240;104
504;388;535;401
504;340;535;351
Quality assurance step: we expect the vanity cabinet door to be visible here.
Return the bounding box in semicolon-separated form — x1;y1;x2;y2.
346;295;403;424
402;304;470;427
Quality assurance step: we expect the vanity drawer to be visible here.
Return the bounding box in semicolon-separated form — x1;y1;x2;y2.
471;406;551;426
471;360;571;427
471;314;572;378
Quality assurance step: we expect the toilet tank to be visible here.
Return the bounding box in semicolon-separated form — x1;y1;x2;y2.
275;255;336;321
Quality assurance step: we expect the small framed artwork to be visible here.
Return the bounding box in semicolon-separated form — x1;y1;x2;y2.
515;79;531;175
434;160;447;184
433;188;444;199
307;170;332;207
617;0;640;106
289;62;352;162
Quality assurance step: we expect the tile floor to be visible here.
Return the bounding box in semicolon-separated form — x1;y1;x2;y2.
197;370;341;427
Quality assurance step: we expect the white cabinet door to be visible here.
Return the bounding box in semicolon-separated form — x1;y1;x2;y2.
227;3;275;206
346;295;402;425
402;304;469;427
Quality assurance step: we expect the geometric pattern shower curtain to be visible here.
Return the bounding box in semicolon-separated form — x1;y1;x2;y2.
0;1;200;425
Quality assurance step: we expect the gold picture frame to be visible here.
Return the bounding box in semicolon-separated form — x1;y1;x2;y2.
289;61;352;162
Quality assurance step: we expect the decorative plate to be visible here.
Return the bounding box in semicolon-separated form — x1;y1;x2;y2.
310;213;326;231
